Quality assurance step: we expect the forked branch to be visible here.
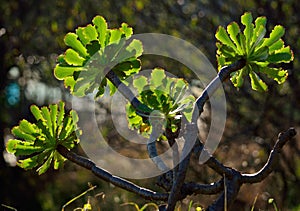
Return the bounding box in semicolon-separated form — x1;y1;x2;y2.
56;127;296;210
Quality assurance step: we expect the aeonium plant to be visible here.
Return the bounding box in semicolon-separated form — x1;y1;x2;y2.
54;16;143;97
126;68;195;139
6;102;81;174
216;12;293;91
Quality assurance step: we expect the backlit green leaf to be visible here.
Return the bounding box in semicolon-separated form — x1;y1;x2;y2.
54;66;84;80
238;33;246;53
57;101;65;126
19;120;37;135
217;44;236;58
37;151;54;175
150;68;165;87
71;110;79;125
260;67;288;84
172;80;187;105
64;77;76;90
252;16;267;44
262;25;285;47
49;104;58;136
12;127;36;142
249;25;266;52
6;139;43;156
113;60;141;79
36;120;55;144
267;46;293;63
237;68;247;87
249;71;268;92
241;12;253;52
64;33;88;57
65;49;86;66
107;79;117;95
133;76;147;93
227;22;242;54
268;39;284;53
82;24;98;43
30;105;43;121
125;39;143;57
59;117;73;140
92;16;108;47
109;29;123;44
54;151;66;170
181;95;195;122
216;26;237;51
18;154;40;170
41;107;53;136
76;27;90;46
121;23;133;38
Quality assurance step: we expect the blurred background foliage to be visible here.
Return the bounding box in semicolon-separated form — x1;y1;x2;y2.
0;0;299;210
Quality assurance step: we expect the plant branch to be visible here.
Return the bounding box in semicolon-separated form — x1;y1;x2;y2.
57;145;169;201
168;138;180;187
241;127;297;183
147;130;170;172
193;139;235;178
166;122;197;211
182;178;224;195
193;59;246;120
105;70;152;117
166;60;246;210
103;59;295;210
205;127;296;210
206;172;242;211
167;153;192;211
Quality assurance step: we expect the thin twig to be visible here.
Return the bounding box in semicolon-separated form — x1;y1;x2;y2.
147;134;170;172
147;113;170;172
193;139;234;178
241;128;297;183
206;128;296;210
193;59;246;120
105;70;152;117
166;122;197;211
57;145;169;201
168;138;179;187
